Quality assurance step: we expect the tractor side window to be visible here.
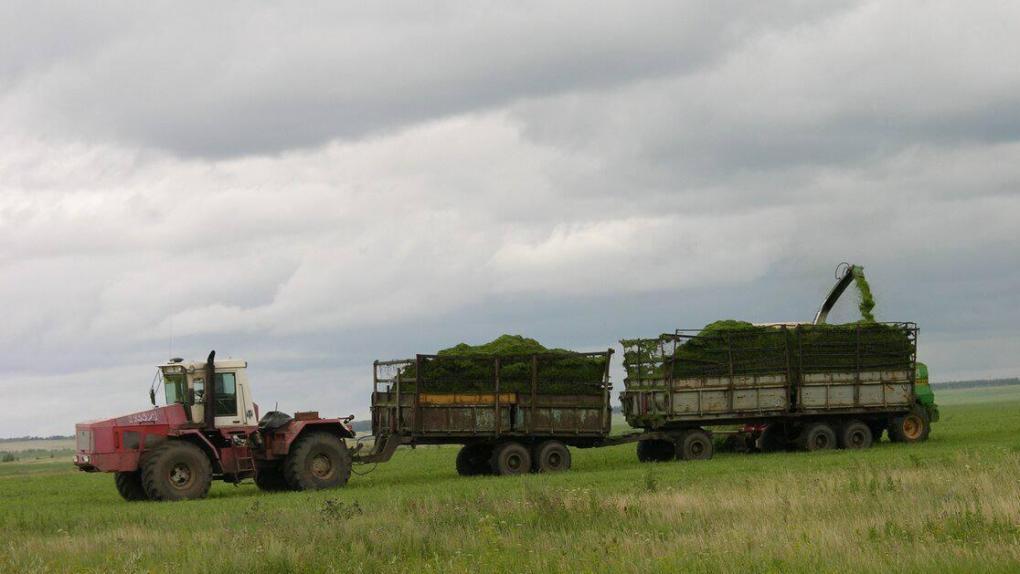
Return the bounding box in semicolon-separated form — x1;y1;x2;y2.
164;374;187;404
214;373;238;417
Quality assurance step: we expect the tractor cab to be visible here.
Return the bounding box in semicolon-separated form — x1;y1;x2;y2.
157;355;257;429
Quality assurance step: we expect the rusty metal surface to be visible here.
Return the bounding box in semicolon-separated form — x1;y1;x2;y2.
621;323;918;429
369;350;613;444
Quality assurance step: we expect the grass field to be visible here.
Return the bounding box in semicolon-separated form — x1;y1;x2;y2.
2;386;1019;573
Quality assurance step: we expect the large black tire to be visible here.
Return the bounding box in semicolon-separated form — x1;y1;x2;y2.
254;463;291;491
678;429;714;460
489;442;531;476
636;438;675;462
757;425;787;453
114;471;148;501
284;432;352;491
456;443;493;476
141;441;213;501
532;440;571;473
889;406;931;443
839;420;873;449
798;422;837;452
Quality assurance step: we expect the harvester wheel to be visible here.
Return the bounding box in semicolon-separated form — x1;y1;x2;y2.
839;420;873;449
114;471;148;501
456;443;493;476
889;406;930;443
490;442;531;476
798;422;837;452
254;463;291;491
636;439;675;462
678;429;714;461
141;441;213;501
533;440;571;473
284;432;351;491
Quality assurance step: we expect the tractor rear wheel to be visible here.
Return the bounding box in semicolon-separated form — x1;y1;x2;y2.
114;471;148;501
636;439;675;462
678;429;714;460
489;442;531;476
839;420;873;449
798;422;837;452
889;406;930;443
141;441;213;501
456;443;493;476
284;432;352;491
533;440;571;473
254;463;291;491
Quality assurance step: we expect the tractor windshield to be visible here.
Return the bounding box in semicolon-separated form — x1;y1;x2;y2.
163;373;187;404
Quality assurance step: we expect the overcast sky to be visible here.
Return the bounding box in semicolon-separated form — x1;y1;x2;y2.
2;2;1018;437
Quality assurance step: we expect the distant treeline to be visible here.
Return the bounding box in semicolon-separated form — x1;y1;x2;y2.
0;435;73;443
932;378;1020;390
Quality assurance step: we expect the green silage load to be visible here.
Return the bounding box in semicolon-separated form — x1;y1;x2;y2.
624;320;914;382
400;335;608;395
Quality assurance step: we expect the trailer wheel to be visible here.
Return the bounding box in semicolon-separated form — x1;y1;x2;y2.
141;441;213;501
284;432;352;491
636;439;675;463
456;443;493;476
533;441;571;473
839;420;873;449
798;423;837;452
490;442;531;476
889;406;930;443
114;471;148;501
678;429;714;460
254;463;291;491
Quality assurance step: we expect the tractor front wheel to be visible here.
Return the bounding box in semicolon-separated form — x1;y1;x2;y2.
141;441;213;501
114;471;148;501
284;432;352;491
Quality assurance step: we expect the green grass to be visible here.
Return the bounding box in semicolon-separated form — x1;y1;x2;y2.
3;386;1019;573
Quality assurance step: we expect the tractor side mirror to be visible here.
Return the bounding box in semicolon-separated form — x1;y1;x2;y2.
149;388;156;406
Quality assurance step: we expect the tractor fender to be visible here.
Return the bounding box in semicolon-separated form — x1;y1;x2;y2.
267;419;356;457
165;429;223;473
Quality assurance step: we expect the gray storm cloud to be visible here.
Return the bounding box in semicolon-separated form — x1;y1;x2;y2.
0;1;1018;436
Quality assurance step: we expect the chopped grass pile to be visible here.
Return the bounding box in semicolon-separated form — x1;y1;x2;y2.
399;335;607;395
624;320;914;382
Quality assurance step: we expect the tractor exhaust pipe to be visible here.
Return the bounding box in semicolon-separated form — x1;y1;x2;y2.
204;350;216;428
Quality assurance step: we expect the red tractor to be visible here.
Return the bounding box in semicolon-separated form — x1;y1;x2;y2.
73;351;356;501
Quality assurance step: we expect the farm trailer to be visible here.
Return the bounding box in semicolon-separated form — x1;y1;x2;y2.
357;350;644;475
619;322;939;462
